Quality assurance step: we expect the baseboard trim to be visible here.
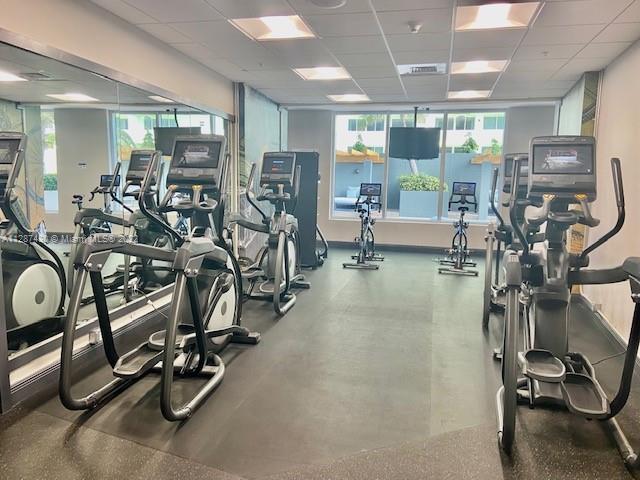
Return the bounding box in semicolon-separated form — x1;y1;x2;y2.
327;240;483;255
573;293;640;368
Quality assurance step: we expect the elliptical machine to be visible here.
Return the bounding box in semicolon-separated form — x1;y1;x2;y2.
231;152;310;316
343;183;384;270
60;134;259;421
496;136;640;466
482;155;531;327
0;132;66;351
438;182;478;276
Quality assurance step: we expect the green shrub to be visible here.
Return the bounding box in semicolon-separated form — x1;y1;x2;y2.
43;174;57;191
398;173;447;192
461;136;479;153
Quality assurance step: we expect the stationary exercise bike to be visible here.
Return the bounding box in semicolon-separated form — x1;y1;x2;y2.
497;136;640;466
60;134;259;421
343;183;384;270
438;182;478;276
231;152;309;316
0;132;66;351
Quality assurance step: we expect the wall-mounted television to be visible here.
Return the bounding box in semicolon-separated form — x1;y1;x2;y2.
388;127;440;160
153;126;202;156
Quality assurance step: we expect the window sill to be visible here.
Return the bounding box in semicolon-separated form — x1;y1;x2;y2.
328;215;493;227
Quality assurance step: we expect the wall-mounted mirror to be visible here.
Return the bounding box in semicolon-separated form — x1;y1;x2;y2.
0;42;228;392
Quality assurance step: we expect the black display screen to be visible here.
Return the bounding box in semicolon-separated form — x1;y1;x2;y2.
172;140;221;168
263;156;294;174
154;127;202;156
0;139;19;164
532;144;594;175
360;183;382;196
452;182;476;196
100;174;120;187
389;127;440;160
129;152;152;172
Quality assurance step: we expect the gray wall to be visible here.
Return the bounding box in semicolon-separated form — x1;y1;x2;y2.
288;106;557;249
50;108;112;232
503;106;557;155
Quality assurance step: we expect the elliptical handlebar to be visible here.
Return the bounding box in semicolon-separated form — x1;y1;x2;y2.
245;163;268;221
489;167;505;228
139;151;184;246
580;157;626;261
509;158;530;257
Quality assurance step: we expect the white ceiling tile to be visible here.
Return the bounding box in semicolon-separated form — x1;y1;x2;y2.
205;0;294;18
593;22;640;43
373;0;454;10
452;47;514;62
368;94;410;102
170;21;269;58
321;35;387;54
577;42;632;58
550;58;609;81
90;0;158;23
377;8;453;35
535;0;629;26
499;70;555;82
449;73;500;91
348;65;399;78
305;13;378;37
386;33;452;52
394;50;450;64
523;24;602;45
231;52;287;71
357;78;402;88
615;1;640;23
507;59;568;73
248;69;308;88
265;39;336;67
335;52;395;68
401;75;448;90
454;30;525;50
497;79;577;91
361;85;405;95
287;0;370;16
170;43;222;60
512;44;584;61
137;23;192;43
491;88;569;100
124;0;223;22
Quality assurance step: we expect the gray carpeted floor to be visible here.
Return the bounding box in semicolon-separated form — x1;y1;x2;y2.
1;249;639;479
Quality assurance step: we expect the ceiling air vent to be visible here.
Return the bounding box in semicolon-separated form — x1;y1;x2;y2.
20;72;57;81
397;63;447;76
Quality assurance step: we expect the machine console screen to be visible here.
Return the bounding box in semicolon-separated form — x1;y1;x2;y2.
360;183;382;197
452;182;476;196
129;152;153;172
172;140;221;169
532;144;594;175
263;156;294;175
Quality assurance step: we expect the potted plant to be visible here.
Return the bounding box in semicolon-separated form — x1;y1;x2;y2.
398;173;447;218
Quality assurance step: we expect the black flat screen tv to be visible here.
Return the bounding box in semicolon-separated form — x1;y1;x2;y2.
389;127;440;160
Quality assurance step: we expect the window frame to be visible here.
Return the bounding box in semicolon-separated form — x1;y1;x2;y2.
331;108;507;225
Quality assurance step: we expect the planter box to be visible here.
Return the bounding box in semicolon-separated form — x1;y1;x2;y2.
399;190;439;219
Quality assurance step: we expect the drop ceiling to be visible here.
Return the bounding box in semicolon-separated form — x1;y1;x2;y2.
90;0;640;105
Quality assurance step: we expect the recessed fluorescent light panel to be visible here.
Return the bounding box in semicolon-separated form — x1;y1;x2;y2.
0;71;26;82
451;60;508;74
448;90;491;99
293;67;351;80
327;94;370;102
456;2;539;31
149;95;174;103
46;93;99;102
230;15;315;40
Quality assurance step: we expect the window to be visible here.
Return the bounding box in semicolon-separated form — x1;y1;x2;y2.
444;112;505;222
333;114;386;217
332;110;506;223
41;110;58;212
387;112;444;220
483;114;505;130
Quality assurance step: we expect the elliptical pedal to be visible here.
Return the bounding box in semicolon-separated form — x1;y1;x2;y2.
520;349;566;382
560;373;610;419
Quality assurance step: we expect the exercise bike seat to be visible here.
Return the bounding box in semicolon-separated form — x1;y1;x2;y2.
623;257;640;281
458;206;470;212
